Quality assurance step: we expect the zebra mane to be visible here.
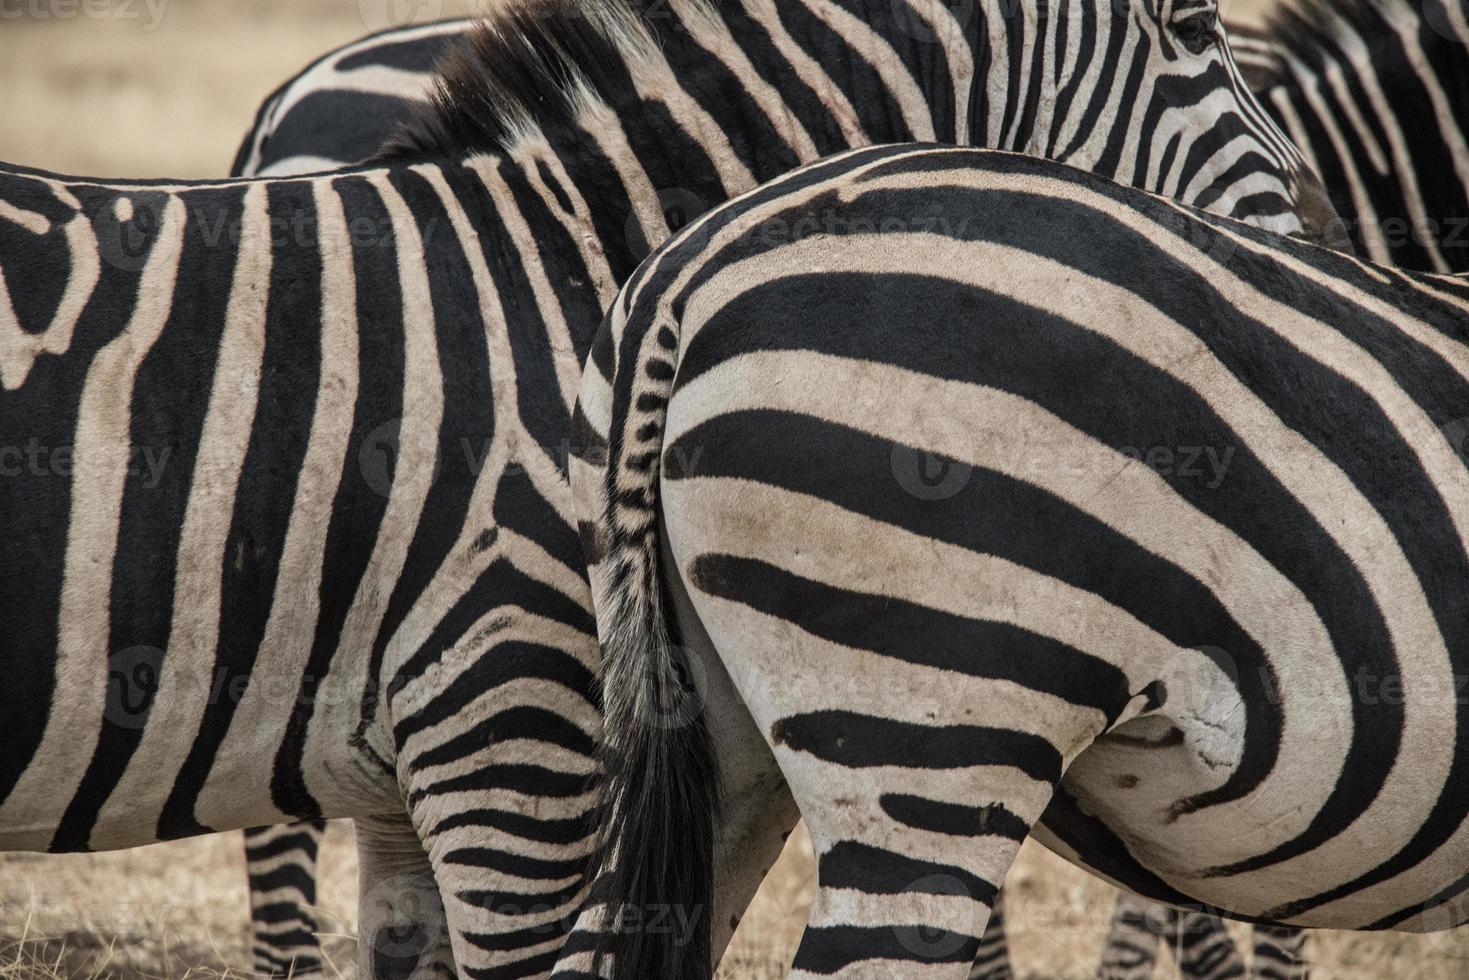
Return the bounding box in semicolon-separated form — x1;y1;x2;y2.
379;0;679;160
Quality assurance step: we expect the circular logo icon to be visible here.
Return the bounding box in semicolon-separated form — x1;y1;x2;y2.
625;187;708;261
638;644;709;732
891;443;972;501
358;0;445;32
96;194;166;273
892;873;976;961
1439;417;1469;468
104;645;165;730
888;0;976;45
1423;0;1467;44
358;417;442;499
1180;644;1240;699
362;871;445;971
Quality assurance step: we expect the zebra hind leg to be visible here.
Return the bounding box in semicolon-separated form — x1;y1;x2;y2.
1171;908;1246;980
663;518;1071;980
1097;891;1252;980
1251;924;1308;980
781;747;1053;980
245;819;327;977
1096;891;1169;980
354;812;455;979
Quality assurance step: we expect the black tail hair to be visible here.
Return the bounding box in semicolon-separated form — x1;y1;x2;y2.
576;285;720;980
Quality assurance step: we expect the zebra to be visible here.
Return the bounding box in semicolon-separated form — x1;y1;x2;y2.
0;153;601;979
2;0;1329;975
227;16;475;977
231;18;471;178
231;0;1469;274
571;140;1469;980
1231;0;1469;272
217;1;1465;972
1095;891;1310;979
206;0;1352;975
1085;0;1469;969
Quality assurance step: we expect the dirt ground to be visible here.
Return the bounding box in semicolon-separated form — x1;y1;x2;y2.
3;0;1467;977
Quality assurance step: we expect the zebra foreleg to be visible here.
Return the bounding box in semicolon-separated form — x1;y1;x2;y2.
1098;891;1263;980
966;893;1012;979
354;812;455;980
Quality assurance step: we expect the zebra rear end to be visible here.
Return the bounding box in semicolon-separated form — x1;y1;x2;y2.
574;143;1469;979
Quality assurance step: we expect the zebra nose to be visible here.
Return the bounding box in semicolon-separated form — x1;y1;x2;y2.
1290;167;1353;253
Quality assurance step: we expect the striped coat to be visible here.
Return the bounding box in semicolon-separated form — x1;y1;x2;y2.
573;142;1469;979
3;0;1329;975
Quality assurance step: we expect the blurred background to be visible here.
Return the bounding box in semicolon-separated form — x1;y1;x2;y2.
3;1;1467;978
0;0;487;177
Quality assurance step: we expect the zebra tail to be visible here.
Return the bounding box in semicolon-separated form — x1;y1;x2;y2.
577;288;719;980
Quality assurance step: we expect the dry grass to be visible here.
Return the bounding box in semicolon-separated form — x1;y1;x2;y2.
5;825;1468;978
3;0;1465;978
0;825;360;979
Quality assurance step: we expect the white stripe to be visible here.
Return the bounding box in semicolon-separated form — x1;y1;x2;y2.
92;183;274;847
0;194;187;847
194;177;362;829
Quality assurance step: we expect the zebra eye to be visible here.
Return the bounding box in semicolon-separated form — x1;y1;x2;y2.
1172;10;1218;55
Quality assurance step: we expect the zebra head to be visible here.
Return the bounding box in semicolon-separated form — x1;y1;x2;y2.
996;0;1343;242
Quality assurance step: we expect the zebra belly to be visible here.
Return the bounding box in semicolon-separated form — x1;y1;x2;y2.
0;658;389;854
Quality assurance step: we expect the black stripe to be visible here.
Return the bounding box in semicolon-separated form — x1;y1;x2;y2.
406;763;592;807
879;794;1029;841
0;183;165;811
819;839;999;904
430;806;592;847
272;174;405;817
249;863;319;896
50;183;245;849
686;548;1132;723
792;923;981;973
411;706;595;769
159;178;324;839
356;163;497;745
772;709;1062;785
